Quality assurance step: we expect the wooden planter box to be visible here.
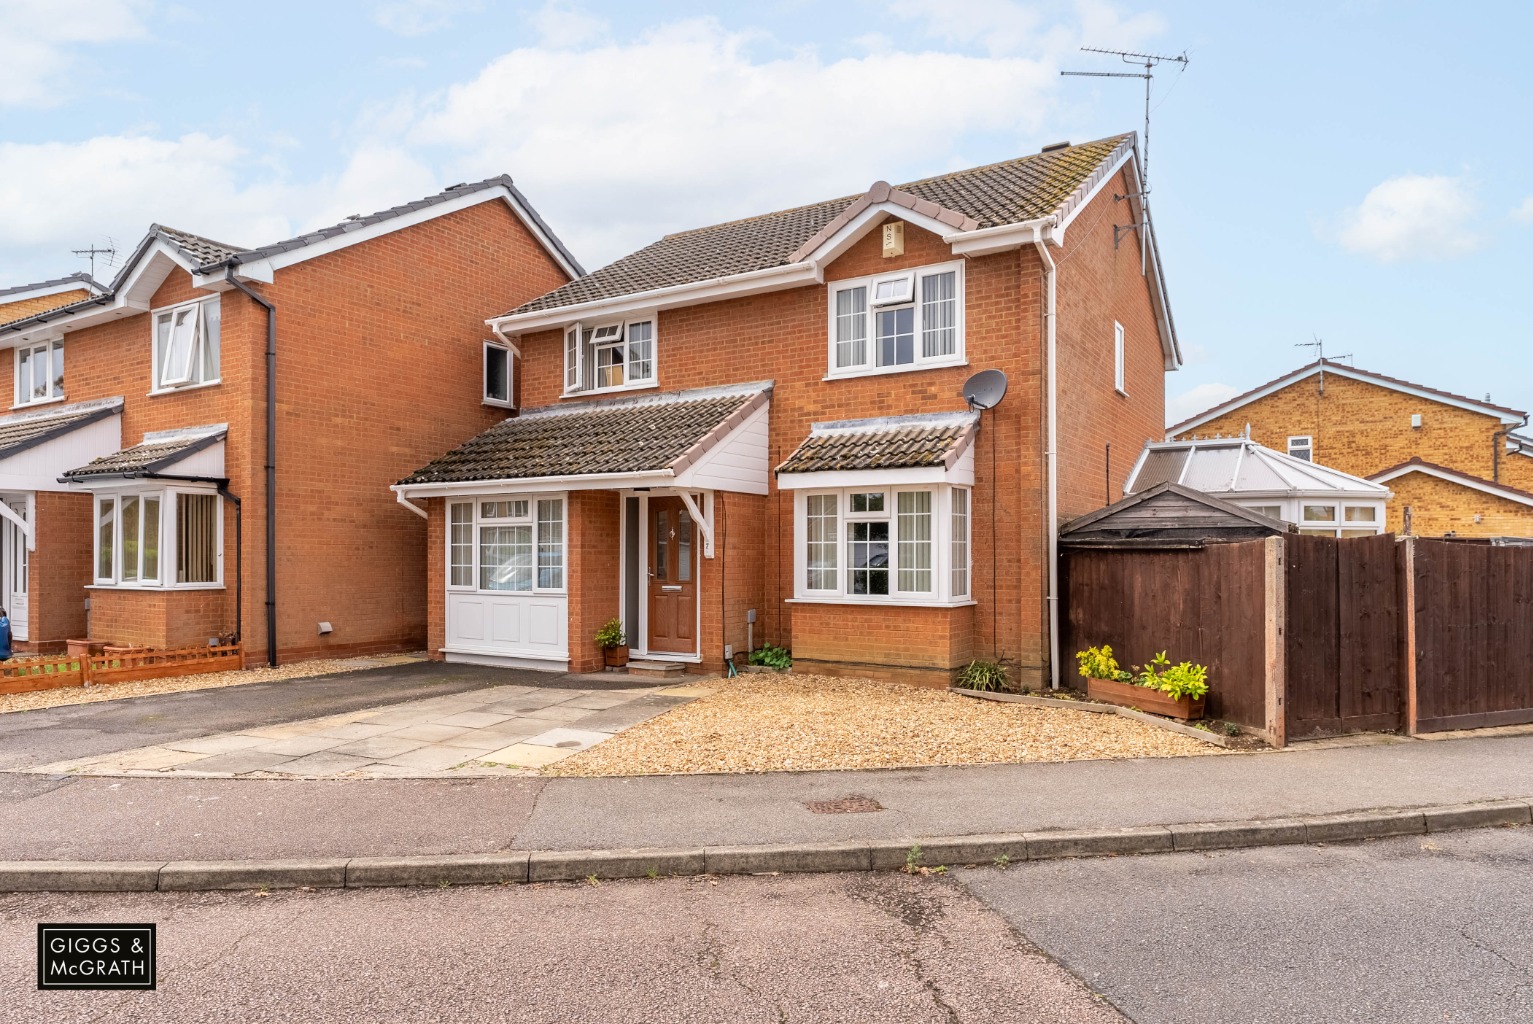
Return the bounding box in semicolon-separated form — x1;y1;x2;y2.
1086;676;1205;722
602;644;630;668
67;639;107;658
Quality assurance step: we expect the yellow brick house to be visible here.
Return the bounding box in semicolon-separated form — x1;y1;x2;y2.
1168;358;1533;538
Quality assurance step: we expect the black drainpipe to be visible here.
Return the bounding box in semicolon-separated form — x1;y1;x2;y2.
224;268;278;667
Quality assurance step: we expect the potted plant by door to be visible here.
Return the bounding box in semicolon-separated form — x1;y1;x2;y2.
1075;646;1209;722
596;618;629;668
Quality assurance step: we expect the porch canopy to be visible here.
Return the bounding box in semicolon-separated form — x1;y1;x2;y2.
774;410;978;489
0;396;124;548
59;423;228;485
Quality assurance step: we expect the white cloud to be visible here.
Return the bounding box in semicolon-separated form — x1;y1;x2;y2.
1166;382;1240;428
370;0;480;37
1335;174;1481;263
530;0;607;48
0;0;149;107
408;14;1093;268
1513;196;1533;225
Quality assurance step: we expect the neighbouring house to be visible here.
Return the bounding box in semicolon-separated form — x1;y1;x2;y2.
0;274;106;325
1122;437;1391;536
396;134;1181;687
0;177;581;662
1169;358;1533;538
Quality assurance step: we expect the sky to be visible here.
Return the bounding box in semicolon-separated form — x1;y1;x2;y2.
2;0;1530;426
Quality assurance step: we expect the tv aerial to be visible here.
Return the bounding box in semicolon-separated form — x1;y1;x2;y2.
962;369;1008;411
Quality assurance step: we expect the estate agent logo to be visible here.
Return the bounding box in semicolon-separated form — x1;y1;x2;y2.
37;924;156;990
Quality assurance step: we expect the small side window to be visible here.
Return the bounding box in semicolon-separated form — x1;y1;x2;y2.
1288;436;1314;462
483;342;513;408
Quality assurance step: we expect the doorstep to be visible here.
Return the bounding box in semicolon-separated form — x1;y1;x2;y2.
624;660;688;680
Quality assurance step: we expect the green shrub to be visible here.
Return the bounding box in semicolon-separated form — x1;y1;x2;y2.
1131;651;1210;701
957;659;1010;691
749;642;792;670
1075;645;1132;682
594;618;626;649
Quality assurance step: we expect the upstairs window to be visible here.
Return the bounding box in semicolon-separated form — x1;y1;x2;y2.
483;342;513;408
562;319;657;395
829;261;964;377
1287;435;1313;462
15;339;64;406
152;296;220;392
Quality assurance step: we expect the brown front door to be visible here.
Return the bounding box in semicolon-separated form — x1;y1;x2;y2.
647;496;697;654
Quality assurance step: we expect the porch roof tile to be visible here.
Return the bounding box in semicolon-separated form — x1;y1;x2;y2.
61;423;226;481
776;411;979;475
0;397;121;460
398;382;772;486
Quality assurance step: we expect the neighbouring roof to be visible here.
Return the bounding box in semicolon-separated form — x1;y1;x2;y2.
776;411;978;475
1368;457;1533;508
61;423;226;481
510;135;1133;316
1126;438;1390;499
397;382;772;486
1168;358;1528;436
0;272;106;301
1060;481;1293;546
2;176;583;335
0;397;121;460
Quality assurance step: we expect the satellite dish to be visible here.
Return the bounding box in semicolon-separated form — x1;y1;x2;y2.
962;369;1009;411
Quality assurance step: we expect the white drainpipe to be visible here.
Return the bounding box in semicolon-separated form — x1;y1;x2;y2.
1032;221;1061;690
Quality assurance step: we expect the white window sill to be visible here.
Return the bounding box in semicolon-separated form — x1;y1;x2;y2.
86;583;226;591
11;395;67;411
482;397;516;410
562;379;658;399
447;587;569;597
823;357;966;382
148;379;222;398
786;597;977;609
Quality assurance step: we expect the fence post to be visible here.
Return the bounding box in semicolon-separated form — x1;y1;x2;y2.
1403;536;1418;736
1264;535;1286;748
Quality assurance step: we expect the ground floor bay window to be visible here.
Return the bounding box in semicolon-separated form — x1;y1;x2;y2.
443;494;569;664
792;485;972;605
92;488;222;588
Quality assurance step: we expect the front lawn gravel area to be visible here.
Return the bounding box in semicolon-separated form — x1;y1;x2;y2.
545;674;1225;776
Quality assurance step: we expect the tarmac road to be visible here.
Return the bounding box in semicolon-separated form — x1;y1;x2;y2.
1;872;1120;1024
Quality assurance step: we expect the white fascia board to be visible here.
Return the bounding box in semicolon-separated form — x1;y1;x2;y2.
776;465;950;490
490;263;822;335
393;470;677;499
233;188;582;283
1370;463;1533;508
1;247;202;349
944;218;1051;257
799;203;963;266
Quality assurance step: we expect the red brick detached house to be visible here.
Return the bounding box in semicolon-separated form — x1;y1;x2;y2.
397;135;1180;687
0;178;581;664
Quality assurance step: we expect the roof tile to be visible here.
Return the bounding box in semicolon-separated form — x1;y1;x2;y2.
776;412;978;475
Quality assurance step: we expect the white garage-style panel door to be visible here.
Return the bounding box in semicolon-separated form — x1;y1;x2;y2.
446;592;567;662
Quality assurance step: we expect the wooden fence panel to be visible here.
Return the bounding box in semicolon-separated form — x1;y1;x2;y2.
1284;535;1341;736
85;644;245;686
0;655;87;695
1061;541;1268;728
1414;540;1533;731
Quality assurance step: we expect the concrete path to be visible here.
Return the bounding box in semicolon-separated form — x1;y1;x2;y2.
3;727;1532;861
21;681;704;779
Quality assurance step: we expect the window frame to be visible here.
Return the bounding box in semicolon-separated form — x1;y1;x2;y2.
14;338;65;407
793;485;971;606
150;295;221;394
90;486;220;589
1113;321;1127;395
826;260;966;380
445;493;568;596
482;341;514;409
562;318;659;397
1287;435;1314;462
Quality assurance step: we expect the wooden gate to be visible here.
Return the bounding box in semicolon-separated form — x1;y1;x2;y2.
1284;533;1404;738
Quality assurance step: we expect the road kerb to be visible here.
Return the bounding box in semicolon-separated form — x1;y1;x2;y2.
1023;826;1174;859
1302;809;1426;844
0;860;163;892
347;853;530;887
868;834;1028;871
705;841;870;875
528;848;704;882
1422;800;1533;832
1170;819;1309;852
158;859;349;891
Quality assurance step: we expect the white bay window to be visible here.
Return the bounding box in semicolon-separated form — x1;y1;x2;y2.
562;318;656;395
446;495;567;594
794;485;971;604
828;261;964;378
93;488;220;587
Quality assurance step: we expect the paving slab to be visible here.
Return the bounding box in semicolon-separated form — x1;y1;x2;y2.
329;736;429;759
163;734;272;755
380;745;480;771
433;711;514;729
516;704;595;723
479;743;575;769
251;734;349;757
267;751;380;776
164;750;299;775
388;723;471;742
307;722;400;741
521;727;612;751
574;697;689;733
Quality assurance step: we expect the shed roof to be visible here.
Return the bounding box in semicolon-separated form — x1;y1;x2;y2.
1061;481;1293;546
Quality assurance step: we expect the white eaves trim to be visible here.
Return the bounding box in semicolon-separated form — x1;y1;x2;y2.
0;278;103;306
2;241;200;348
1369;462;1533;509
218;185;583;286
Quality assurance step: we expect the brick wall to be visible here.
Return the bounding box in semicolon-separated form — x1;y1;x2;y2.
1385;471;1533;538
424;497;446;660
26;491;92;649
88;586;229;649
3;195;571;663
791;602;976;687
567;489;621;673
